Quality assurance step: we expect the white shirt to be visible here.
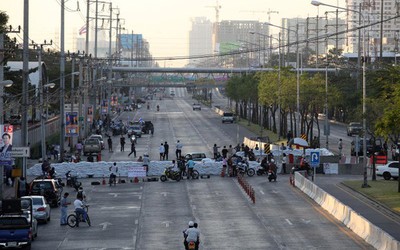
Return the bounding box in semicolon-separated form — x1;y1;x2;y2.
185;227;200;242
176;142;183;150
74;199;84;210
159;145;165;153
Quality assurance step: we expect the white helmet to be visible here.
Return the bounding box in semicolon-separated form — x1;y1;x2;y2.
271;159;275;163
188;221;194;227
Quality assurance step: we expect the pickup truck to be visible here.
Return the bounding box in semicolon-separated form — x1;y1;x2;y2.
0;199;35;249
83;138;101;156
0;216;32;249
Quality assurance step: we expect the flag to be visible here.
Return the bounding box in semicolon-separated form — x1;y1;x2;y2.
79;25;86;35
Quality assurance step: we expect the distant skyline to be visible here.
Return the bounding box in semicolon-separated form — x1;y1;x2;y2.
1;0;345;66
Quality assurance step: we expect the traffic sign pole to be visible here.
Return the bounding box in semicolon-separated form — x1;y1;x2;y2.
310;151;320;182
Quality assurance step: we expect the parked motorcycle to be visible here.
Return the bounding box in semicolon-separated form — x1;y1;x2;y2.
237;160;255;177
160;167;181;182
65;171;82;191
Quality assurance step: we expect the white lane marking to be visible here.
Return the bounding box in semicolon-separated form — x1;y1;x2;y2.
162;221;172;227
259;190;265;195
285;219;293;225
109;193;118;198
99;222;112;230
135;219;138;225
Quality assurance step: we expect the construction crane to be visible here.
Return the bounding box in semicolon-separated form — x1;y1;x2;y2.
205;0;221;52
267;9;279;23
205;0;221;24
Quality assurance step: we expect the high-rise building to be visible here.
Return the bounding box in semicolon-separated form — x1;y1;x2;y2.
188;17;213;66
345;0;400;61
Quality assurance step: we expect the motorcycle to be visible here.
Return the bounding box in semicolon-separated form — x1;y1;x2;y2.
160;167;181;182
65;171;82;191
268;170;277;182
237;160;255;177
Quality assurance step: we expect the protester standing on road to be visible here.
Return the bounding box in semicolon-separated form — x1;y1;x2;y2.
128;142;136;157
120;135;125;152
213;144;220;159
143;154;150;175
107;136;113;152
338;139;343;157
60;192;71;226
17;177;27;198
159;143;165;160
281;153;287;174
186;156;195;179
176;140;183;159
227;145;234;158
164;141;169;160
221;146;228;159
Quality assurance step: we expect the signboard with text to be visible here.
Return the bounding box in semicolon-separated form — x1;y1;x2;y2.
0;124;14;166
65;112;79;137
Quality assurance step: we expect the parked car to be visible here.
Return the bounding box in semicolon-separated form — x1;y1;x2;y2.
83;138;101;156
376;161;399;180
21;196;51;223
185;152;207;161
347;122;363;136
192;103;201;111
29;179;62;208
89;134;105;149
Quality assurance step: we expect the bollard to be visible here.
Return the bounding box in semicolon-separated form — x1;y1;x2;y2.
102;176;106;185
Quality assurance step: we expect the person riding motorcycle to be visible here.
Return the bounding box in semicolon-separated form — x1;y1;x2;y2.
183;221;200;250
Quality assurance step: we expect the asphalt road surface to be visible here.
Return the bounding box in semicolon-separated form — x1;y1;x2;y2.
31;176;373;250
29;88;374;249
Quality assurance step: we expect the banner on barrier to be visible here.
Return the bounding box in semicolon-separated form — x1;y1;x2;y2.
128;167;147;177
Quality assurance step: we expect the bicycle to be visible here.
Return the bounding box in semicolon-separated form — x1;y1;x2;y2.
67;205;91;227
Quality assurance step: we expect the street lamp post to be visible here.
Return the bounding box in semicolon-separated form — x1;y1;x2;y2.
40;83;55;162
311;0;368;188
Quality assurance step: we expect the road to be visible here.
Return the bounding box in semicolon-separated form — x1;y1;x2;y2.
28;87;374;249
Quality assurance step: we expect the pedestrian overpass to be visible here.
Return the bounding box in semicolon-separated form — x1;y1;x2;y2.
110;67;334;88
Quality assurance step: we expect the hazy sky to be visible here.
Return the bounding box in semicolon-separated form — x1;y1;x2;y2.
1;0;344;66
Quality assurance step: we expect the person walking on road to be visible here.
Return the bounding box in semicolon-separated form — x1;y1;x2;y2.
17;177;27;198
164;141;169;160
60;192;71;226
159;143;165;161
128;142;136;157
176;140;183;159
107;136;113;152
120;135;125;152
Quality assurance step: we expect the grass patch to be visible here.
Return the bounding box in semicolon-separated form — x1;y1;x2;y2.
343;180;400;213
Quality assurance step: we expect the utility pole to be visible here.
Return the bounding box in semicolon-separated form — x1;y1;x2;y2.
34;40;52;162
22;0;29;178
60;0;66;162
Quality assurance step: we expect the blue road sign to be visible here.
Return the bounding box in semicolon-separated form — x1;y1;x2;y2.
310;151;320;167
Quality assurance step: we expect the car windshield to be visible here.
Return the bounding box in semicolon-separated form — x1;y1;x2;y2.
32;197;44;206
32;182;52;191
223;113;233;117
350;123;362;127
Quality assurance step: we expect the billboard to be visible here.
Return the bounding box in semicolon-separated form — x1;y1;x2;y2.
66;112;79;137
0;125;14;166
101;100;108;114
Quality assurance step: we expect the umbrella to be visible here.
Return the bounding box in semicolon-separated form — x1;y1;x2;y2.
289;137;309;147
